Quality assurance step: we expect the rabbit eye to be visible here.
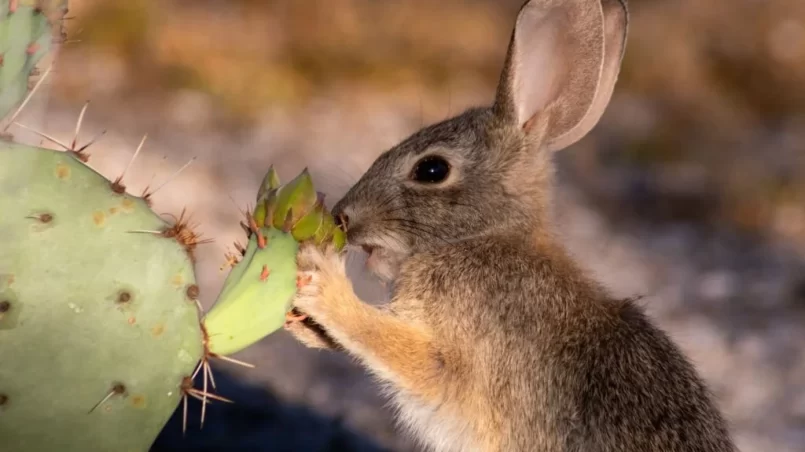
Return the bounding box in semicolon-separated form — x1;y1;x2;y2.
411;156;450;184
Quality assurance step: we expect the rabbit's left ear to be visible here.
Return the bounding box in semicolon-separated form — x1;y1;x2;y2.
493;0;629;152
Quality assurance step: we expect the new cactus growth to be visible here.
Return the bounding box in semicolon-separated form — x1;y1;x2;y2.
0;4;348;450
203;168;346;356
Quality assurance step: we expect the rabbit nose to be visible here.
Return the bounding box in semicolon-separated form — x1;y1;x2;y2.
334;212;349;231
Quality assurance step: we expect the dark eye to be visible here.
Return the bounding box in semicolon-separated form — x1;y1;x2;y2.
410;156;450;183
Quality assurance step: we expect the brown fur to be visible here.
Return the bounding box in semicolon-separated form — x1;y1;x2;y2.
287;1;737;451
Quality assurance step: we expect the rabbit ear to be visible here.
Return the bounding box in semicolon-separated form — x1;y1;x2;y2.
492;0;628;152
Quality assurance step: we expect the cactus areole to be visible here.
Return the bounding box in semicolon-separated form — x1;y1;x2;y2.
0;142;346;452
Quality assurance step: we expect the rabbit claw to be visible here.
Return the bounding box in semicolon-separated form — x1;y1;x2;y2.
296;272;313;289
284;308;308;327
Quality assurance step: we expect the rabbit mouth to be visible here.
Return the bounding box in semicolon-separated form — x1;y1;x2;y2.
358;244;399;282
362;245;382;268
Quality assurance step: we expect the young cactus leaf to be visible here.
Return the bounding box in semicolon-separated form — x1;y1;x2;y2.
262;188;278;227
202;227;299;356
271;168;318;229
313;210;346;248
291;201;325;242
331;226;347;250
253;166;283;226
255;165;281;203
252;195;269;228
202;167;347;356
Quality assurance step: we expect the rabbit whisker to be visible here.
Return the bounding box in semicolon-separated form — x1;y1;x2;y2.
374;192;402;213
384;219;452;246
383;223;432;246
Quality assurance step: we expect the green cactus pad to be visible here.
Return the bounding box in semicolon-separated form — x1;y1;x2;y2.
0;143;204;452
0;1;58;121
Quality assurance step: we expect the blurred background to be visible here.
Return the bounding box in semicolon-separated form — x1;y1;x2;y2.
15;0;805;450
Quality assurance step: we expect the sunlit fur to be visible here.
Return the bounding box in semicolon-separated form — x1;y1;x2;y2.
288;1;737;451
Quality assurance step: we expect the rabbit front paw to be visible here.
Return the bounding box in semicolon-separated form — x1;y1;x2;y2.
283;312;339;350
291;243;355;332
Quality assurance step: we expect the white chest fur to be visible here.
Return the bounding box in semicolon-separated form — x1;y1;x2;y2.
389;390;483;452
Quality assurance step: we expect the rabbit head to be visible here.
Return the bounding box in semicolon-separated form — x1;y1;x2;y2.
332;0;629;280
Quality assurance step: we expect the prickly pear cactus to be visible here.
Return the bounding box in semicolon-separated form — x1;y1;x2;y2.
0;0;66;120
0;2;348;451
0;145;346;452
0;144;205;452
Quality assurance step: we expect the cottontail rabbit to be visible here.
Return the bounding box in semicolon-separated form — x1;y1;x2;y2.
286;0;737;451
